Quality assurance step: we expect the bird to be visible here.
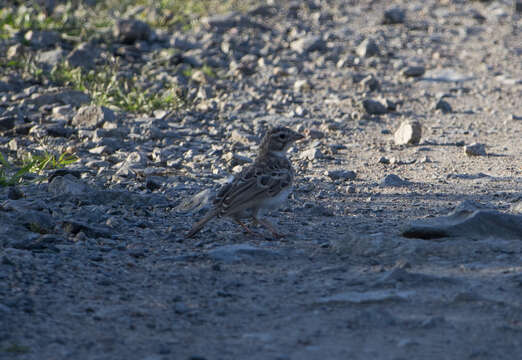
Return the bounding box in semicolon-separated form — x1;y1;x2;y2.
185;126;304;238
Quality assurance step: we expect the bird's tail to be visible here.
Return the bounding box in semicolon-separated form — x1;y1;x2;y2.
175;189;213;213
186;209;218;238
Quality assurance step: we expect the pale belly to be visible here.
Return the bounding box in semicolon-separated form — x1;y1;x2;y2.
260;186;292;210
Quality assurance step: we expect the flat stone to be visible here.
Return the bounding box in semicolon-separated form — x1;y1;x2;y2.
394;120;422;145
402;201;522;240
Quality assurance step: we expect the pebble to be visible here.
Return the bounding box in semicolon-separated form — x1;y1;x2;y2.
356;38;380;58
394;120;422;146
299;148;322;161
464;143;486;156
434;99;453;113
402;65;425;77
362;99;387;115
383;7;406;24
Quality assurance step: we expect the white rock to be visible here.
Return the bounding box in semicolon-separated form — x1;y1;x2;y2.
394;120;422;146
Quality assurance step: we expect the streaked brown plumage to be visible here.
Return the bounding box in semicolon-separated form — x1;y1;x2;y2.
186;126;304;238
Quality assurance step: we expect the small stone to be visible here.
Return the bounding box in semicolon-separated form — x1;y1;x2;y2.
380;174;411;187
300;148;322;161
326;170;356;181
294;79;311;92
402;65;425;77
48;174;90;196
304;128;324;139
362;99;387;115
347;185;356;193
114;19;151;44
394;120;422;146
0;116;16;131
66;43;100;70
7;44;25;60
379;156;390;164
36;48;66;68
434;99;452;113
360;75;380;92
222;152;252;166
200;12;245;32
72;105;115;129
356;38;379;58
7;187;24;200
24;30;61;48
383;7;406;24
464;143;486;156
290;35;325;54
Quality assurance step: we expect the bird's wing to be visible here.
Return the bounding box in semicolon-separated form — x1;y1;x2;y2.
215;164;292;216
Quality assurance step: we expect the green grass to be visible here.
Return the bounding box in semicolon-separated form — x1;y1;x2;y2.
50;61;182;113
0;151;78;187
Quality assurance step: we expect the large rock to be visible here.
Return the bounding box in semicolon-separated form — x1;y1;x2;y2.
402;201;522;240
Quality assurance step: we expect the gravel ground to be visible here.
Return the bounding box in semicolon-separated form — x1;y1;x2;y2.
1;0;521;359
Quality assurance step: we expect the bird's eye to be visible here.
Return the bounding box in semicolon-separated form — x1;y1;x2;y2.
279;133;286;139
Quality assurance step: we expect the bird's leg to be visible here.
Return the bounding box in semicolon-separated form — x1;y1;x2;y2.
252;217;285;239
233;218;262;237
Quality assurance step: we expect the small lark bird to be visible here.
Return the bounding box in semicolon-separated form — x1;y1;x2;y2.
185;126;304;238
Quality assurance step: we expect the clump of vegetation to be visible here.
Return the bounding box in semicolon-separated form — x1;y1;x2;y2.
50;61;182;113
0;151;78;187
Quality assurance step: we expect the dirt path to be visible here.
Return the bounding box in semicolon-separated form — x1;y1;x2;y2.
1;1;521;359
